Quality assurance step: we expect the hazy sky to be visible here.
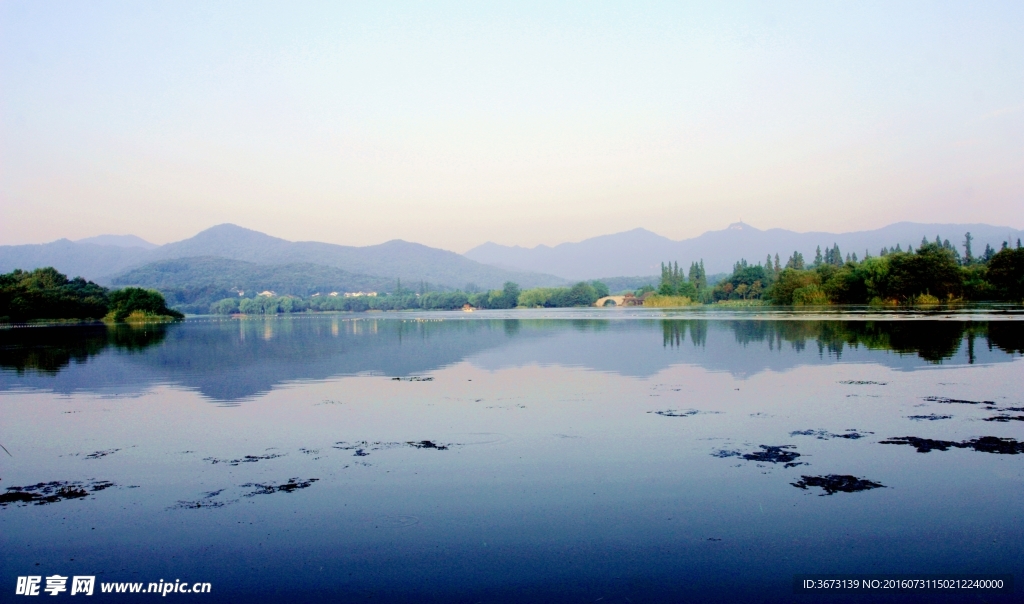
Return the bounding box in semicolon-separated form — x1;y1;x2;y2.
2;1;1022;251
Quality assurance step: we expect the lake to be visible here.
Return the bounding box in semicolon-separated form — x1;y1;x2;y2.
1;309;1022;603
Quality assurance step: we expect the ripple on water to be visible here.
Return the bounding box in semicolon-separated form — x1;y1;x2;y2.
375;515;420;528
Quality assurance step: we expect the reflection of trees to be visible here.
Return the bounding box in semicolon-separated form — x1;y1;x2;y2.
661;320;708;348
0;323;170;374
861;322;969;362
108;323;170;352
987;322;1024;355
662;319;1020;363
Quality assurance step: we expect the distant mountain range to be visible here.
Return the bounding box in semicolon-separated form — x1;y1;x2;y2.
465;222;1024;279
3;222;1021;309
0;224;567;292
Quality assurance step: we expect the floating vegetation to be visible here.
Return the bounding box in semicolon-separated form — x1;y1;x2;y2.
907;414;952;421
243;478;319;496
333;440;454;456
391;376;433;382
1;480;115;508
171;490;232;510
406;440;448;450
740;445;804;467
791;475;885;496
984;415;1024;423
880;436;1024;454
334;441;402;454
203;453;285;466
923;396;995;406
84;449;120;459
649;409;722;418
790;429;873;440
712;445;804;467
839;381;888;385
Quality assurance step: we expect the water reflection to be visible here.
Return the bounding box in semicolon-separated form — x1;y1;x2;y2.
662;319;1012;363
1;315;1021;403
0;323;169;374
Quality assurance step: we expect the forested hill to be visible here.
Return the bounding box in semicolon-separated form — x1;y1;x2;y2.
144;224;565;290
111;257;396;314
0;224;566;291
466;222;1024;280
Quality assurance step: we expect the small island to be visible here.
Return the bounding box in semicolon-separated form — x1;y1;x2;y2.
0;267;183;324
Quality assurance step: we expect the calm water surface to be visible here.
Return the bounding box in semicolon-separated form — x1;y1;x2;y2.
1;310;1022;603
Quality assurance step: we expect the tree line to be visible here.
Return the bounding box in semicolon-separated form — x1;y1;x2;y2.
656;233;1024;306
208;280;615;315
0;268;183;323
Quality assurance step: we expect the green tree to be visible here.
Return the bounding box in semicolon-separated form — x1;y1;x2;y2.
785;251;805;270
0;267;109;322
878;243;963;302
107;287;184;321
211;298;240;315
962;232;974;265
767;269;820;305
987;247;1024;300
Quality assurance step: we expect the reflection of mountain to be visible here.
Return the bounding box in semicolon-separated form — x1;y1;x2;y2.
0;317;526;403
1;317;1021;403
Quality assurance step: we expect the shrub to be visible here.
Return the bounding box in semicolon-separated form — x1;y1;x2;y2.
643;295;695;307
107;288;183;322
792;284;829;306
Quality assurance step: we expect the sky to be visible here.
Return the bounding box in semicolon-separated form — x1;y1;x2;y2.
1;1;1023;252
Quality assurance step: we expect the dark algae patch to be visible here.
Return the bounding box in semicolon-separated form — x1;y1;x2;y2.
334;440;455;455
649;409;721;418
204;453;285;466
839;381;887;385
407;440;448;450
791;429;873;440
391;376;433;381
792;475;886;496
921;397;991;407
741;445;804;467
84;448;120;459
243;478;319;496
171;490;232;510
984;415;1024;422
907;414;953;421
881;436;1024;454
1;480;116;507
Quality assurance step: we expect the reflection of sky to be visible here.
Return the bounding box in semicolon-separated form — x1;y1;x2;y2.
0;316;1019;403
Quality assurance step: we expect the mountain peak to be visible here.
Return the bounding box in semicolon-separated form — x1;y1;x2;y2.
76;234;158;249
